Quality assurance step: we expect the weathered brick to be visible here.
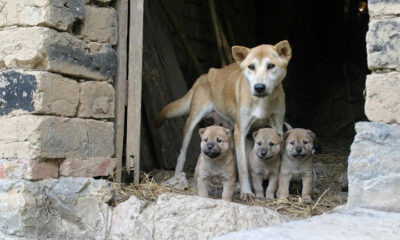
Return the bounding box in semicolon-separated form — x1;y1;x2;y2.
0;0;85;31
0;115;114;160
78;81;115;118
0;70;79;117
0;159;58;180
368;0;400;19
0;27;116;81
80;6;117;45
365;72;400;124
59;157;116;177
367;18;400;70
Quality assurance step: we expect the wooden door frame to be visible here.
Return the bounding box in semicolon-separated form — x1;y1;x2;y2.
114;0;143;183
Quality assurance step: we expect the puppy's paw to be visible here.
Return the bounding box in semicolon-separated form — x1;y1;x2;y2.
240;192;255;202
277;197;289;204
265;194;275;201
255;193;265;200
301;195;313;204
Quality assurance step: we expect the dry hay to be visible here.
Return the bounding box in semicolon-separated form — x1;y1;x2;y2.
111;139;349;220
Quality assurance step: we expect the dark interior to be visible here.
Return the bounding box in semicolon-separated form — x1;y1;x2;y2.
136;0;369;174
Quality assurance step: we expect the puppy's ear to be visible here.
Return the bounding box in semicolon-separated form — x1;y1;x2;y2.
277;132;283;143
232;46;250;64
199;128;206;137
283;129;293;141
224;128;232;138
307;130;316;140
274;40;292;61
252;130;259;139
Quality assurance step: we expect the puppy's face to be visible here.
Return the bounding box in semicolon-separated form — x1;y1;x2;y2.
199;126;232;159
252;128;282;160
284;128;316;159
232;41;292;98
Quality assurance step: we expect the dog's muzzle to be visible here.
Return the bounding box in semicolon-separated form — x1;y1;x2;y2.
253;84;268;97
203;148;221;159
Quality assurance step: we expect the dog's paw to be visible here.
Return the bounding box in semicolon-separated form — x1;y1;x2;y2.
265;194;275;201
240;192;255;202
301;195;313;204
277;197;289;204
255;193;265;200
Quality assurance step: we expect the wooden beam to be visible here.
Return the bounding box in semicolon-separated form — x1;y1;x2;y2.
114;0;129;183
126;0;144;184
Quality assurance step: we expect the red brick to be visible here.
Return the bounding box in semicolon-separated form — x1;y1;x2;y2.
59;158;117;177
0;159;58;180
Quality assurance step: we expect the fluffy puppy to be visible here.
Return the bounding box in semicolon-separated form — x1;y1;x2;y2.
194;126;236;201
249;128;282;200
277;128;316;203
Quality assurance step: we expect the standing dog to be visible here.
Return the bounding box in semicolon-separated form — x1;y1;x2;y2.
155;41;292;201
249;128;282;200
277;128;316;203
194;126;235;201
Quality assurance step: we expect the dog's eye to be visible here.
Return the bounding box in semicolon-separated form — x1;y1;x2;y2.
269;142;275;147
204;138;208;142
290;141;295;145
248;64;255;70
267;63;275;70
217;138;222;143
303;140;308;144
257;141;262;146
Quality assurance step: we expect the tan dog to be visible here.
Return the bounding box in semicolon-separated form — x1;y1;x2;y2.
155;41;292;201
277;128;316;203
194;126;235;201
249;128;282;200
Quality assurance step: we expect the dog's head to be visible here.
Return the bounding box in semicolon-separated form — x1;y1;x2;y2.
252;128;282;160
284;128;315;160
232;41;292;98
199;126;232;159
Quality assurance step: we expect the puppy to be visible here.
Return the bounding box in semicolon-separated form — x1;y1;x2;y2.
249;128;282;200
277;128;316;203
194;126;236;201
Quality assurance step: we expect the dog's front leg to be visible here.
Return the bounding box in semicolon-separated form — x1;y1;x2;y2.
266;173;279;200
197;176;209;198
301;172;313;203
234;120;255;201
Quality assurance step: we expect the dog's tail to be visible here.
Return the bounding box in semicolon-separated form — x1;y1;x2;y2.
154;87;195;128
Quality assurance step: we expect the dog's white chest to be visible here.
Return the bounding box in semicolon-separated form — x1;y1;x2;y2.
252;100;270;119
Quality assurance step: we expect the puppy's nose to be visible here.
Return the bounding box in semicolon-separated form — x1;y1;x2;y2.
207;142;215;150
295;145;302;153
261;149;267;156
254;84;266;93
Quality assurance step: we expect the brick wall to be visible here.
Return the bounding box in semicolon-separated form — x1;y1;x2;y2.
0;0;118;180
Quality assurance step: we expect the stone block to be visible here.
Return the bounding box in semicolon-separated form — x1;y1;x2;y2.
365;72;400;124
80;5;117;44
0;70;79;117
348;122;400;212
0;0;85;31
368;0;400;19
0;177;113;239
59;157;117;177
78;81;115;118
367;18;400;70
109;193;287;240
0;27;116;81
0;159;58;180
0;115;114;160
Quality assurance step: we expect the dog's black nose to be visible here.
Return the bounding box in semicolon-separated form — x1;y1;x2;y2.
254;84;266;93
295;145;302;153
207;142;215;149
261;149;267;156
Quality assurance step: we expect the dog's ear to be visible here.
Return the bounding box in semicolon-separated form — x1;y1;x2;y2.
199;128;206;137
224;128;232;138
307;130;316;140
283;129;293;141
232;46;250;64
274;40;292;61
252;130;259;139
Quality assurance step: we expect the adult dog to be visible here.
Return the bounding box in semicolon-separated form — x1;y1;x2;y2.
155;41;292;201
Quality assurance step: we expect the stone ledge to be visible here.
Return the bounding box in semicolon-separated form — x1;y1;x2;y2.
0;115;114;160
365;72;400;124
0;70;79;117
0;177;113;239
368;0;400;19
348;121;400;212
0;27;116;81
